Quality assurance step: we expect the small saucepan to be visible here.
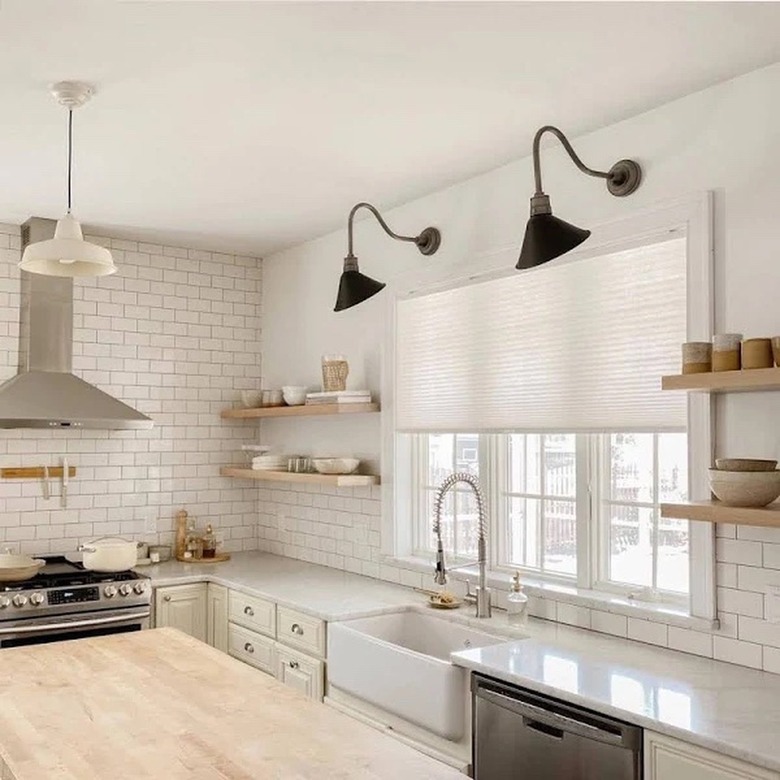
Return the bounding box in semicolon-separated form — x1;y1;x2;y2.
79;537;138;572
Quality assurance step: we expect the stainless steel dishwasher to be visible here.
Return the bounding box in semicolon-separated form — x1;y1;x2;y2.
473;675;642;779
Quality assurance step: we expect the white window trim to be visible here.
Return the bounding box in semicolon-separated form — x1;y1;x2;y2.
381;191;715;622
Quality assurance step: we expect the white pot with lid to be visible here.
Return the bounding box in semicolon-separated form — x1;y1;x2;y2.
79;537;138;572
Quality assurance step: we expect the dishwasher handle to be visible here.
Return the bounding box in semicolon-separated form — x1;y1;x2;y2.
476;685;639;750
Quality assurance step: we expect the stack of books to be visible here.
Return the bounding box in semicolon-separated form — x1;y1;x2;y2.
305;390;372;406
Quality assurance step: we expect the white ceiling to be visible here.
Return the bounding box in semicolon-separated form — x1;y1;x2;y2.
1;1;780;256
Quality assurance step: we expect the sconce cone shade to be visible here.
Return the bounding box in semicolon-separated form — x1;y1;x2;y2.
334;268;386;312
516;213;591;270
19;213;116;277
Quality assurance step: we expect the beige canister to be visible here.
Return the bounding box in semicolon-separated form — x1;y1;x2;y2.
682;342;712;374
742;338;773;369
712;333;742;372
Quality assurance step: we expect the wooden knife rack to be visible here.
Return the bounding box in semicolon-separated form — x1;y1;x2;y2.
1;467;76;479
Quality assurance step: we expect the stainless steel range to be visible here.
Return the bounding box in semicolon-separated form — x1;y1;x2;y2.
0;555;150;648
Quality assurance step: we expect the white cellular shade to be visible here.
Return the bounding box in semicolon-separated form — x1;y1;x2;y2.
396;236;687;433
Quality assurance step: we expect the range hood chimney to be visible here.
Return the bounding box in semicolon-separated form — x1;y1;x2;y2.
0;218;153;429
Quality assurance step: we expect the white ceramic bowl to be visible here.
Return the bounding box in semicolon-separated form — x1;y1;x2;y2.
282;386;308;406
312;458;360;475
708;468;780;507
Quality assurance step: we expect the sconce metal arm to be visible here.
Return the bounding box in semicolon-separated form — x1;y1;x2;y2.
347;202;418;257
532;125;611;196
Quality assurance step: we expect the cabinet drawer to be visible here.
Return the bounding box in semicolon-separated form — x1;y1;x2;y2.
228;623;275;675
276;606;326;657
275;644;324;701
228;590;276;638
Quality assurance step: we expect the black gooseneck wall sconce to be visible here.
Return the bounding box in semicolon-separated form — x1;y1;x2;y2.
517;126;642;270
335;202;441;312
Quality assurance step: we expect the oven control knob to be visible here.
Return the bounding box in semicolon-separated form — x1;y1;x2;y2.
133;582;146;595
29;593;45;606
12;594;28;607
119;584;133;597
0;596;10;609
104;585;118;598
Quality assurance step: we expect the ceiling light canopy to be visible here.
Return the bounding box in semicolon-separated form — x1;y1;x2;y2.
335;202;441;312
517;125;642;270
19;81;116;278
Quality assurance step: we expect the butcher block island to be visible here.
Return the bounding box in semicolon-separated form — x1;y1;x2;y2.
0;628;463;780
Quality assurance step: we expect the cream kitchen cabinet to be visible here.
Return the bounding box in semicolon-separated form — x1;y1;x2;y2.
154;584;207;643
275;643;325;701
206;583;228;652
646;732;779;780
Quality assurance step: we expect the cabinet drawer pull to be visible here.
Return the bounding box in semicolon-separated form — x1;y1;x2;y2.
244;642;254;654
163;595;171;602
289;660;299;670
291;623;304;636
243;606;254;617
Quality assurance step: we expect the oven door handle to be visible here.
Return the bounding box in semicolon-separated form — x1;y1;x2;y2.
0;610;151;635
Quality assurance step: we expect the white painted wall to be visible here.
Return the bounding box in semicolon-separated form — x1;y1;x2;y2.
258;62;780;672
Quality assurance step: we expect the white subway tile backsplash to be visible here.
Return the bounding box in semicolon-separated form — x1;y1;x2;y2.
627;618;668;648
716;538;763;566
668;627;713;658
0;225;262;555
713;636;763;670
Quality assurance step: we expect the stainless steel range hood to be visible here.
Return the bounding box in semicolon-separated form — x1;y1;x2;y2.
0;218;153;430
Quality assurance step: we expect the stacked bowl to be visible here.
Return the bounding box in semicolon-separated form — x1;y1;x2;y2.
709;459;780;507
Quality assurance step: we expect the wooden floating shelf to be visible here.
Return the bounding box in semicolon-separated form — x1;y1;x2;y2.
662;367;780;393
1;467;76;480
220;466;380;487
221;403;380;420
661;500;780;527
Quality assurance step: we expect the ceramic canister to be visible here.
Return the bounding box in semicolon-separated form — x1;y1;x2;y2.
682;342;712;374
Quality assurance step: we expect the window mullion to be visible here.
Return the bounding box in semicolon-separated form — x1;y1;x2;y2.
575;433;591;589
539;437;546;573
652;433;660;591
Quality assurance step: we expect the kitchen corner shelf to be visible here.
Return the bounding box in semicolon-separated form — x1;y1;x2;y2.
661;367;780;393
661;500;780;528
220;466;380;487
221;402;379;420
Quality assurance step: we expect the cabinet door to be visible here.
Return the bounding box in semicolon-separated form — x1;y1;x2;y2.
207;584;228;652
646;732;778;780
154;584;207;643
274;644;324;701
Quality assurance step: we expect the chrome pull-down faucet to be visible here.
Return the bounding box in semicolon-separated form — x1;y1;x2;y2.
432;472;491;618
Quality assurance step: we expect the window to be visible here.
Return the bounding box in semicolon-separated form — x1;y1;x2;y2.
389;195;715;618
410;431;688;603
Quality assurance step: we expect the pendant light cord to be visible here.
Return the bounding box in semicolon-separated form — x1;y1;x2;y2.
67;109;73;214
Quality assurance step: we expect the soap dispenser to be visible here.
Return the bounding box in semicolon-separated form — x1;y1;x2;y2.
507;571;528;628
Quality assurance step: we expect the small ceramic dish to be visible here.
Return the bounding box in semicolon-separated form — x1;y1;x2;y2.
428;594;462;610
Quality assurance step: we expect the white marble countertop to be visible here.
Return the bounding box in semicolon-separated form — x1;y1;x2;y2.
140;552;420;620
452;620;780;774
140;552;780;773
